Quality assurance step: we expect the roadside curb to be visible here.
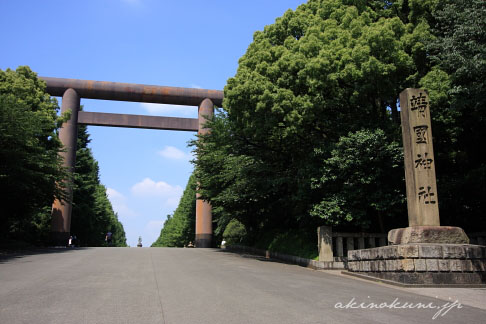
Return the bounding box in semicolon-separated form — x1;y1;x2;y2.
224;244;346;270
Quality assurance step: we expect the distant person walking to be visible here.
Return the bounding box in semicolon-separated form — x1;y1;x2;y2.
105;231;113;246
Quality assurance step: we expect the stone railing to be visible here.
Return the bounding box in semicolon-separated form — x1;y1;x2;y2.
469;232;486;246
318;226;387;262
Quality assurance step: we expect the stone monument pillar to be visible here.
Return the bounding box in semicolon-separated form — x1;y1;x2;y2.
345;89;485;286
50;88;80;246
318;226;333;262
388;89;468;244
195;98;213;248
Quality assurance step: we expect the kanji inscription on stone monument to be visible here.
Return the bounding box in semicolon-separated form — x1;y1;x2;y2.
400;89;440;226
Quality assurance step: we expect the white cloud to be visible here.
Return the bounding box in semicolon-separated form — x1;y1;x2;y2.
158;146;191;160
107;188;124;201
107;188;139;220
131;178;183;203
191;84;202;89
140;103;196;117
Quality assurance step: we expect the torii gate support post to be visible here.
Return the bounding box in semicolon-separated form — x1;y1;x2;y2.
50;88;80;246
195;98;214;248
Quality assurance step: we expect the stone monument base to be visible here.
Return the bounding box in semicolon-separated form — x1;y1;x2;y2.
388;226;469;245
347;243;486;286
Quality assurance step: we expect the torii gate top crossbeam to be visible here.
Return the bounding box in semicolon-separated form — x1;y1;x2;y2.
40;77;224;107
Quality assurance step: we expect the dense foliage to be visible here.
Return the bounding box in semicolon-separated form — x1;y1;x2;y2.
420;0;486;229
70;121;127;247
0;66;127;247
0;66;67;244
192;0;486;250
152;174;196;247
222;219;246;245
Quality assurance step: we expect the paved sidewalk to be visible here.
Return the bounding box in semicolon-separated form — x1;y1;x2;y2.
320;269;486;310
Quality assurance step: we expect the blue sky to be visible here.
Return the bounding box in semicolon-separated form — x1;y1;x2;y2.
1;0;305;247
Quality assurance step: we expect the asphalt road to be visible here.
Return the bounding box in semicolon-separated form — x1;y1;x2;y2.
1;247;485;324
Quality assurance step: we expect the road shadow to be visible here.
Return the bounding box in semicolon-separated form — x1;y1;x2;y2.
214;248;301;266
0;247;91;264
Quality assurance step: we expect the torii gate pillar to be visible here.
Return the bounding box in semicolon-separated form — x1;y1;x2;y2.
50;88;80;246
195;98;214;248
42;77;223;247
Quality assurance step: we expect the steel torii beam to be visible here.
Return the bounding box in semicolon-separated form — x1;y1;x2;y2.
42;77;221;248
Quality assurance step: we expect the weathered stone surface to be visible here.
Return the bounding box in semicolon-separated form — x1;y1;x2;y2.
385;260;398;271
348;261;358;271
359;271;486;285
388;226;469;245
400;89;440;226
361;261;371;272
397;244;419;258
375;246;386;260
360;249;371;260
418;244;443;258
370;260;378;272
369;247;379;260
414;259;427;272
425;259;439;272
378;260;386;272
382;246;397;259
462;260;474;272
449;260;463;272
347;249;361;261
346;242;485;285
438;259;450;272
318;226;333;262
465;245;484;259
400;259;415;272
443;245;466;259
472;260;485;272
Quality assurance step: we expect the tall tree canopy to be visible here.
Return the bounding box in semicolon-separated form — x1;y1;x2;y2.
0;66;67;243
0;66;127;246
70;121;127;247
420;0;486;229
194;0;486;245
152;174;196;247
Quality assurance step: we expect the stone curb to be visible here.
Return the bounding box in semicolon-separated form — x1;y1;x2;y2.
225;245;345;270
341;271;486;288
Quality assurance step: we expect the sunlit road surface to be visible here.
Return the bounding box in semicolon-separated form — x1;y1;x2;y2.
1;247;485;324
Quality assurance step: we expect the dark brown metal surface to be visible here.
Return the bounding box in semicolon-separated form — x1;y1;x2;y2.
50;88;80;245
195;98;214;248
78;111;198;132
40;76;224;107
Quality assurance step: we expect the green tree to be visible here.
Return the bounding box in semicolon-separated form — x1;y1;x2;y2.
310;129;405;231
70;122;127;246
152;174;196;247
222;219;246;245
0;66;67;244
194;0;437;242
419;0;486;230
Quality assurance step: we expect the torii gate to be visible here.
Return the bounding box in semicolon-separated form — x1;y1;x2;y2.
41;77;223;248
